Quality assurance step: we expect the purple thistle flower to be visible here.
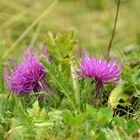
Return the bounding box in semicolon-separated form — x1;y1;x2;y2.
78;51;122;84
5;48;53;94
78;51;95;78
77;51;123;105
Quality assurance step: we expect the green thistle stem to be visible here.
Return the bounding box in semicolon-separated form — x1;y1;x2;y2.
93;82;104;108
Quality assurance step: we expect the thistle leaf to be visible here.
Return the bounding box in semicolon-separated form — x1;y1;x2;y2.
108;85;132;109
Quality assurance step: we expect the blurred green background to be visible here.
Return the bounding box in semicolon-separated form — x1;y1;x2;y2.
0;0;140;59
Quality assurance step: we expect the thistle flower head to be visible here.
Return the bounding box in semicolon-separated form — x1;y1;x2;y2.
91;58;121;84
78;51;95;78
78;51;122;84
5;48;46;94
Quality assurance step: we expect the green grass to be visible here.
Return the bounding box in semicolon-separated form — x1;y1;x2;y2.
0;0;140;58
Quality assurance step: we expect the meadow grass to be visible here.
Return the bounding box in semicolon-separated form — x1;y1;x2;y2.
0;0;139;58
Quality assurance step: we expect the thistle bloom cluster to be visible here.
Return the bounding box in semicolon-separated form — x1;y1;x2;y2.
5;48;48;94
78;51;122;85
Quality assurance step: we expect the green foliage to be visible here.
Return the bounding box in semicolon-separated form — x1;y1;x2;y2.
108;65;140;118
108;84;132;108
0;0;139;138
127;119;139;134
45;31;77;76
0;29;140;139
6;99;63;140
41;60;76;109
45;31;76;60
1;100;138;140
112;116;127;130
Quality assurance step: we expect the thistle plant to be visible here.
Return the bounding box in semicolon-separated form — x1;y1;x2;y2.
77;51;122;106
4;48;53;95
0;0;139;139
